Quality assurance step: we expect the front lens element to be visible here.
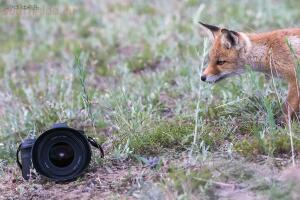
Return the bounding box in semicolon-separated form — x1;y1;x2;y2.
49;142;74;167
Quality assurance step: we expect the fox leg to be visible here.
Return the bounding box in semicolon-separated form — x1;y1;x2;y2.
283;81;300;123
275;81;300;125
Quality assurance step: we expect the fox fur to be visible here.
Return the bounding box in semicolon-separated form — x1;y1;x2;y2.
200;22;300;124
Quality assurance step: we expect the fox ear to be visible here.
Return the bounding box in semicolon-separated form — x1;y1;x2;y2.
199;22;220;38
221;29;240;49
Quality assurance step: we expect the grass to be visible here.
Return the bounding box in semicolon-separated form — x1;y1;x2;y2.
1;0;300;199
128;120;194;155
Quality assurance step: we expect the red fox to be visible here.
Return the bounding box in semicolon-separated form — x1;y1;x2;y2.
199;22;300;124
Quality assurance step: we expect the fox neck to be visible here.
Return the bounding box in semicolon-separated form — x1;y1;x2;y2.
240;33;269;72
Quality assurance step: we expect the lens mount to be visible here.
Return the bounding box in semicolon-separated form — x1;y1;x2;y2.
32;127;91;181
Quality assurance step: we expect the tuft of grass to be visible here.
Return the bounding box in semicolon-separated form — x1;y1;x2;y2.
118;118;232;156
268;182;295;200
128;120;194;155
235;133;300;157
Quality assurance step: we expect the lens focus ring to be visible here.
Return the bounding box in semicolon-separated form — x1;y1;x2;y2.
31;127;91;181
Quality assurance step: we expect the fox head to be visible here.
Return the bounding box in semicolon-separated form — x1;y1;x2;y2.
199;22;250;83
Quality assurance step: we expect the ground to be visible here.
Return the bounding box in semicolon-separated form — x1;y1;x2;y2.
1;0;300;199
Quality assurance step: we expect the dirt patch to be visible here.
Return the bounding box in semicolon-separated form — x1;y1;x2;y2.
0;159;155;200
0;152;298;200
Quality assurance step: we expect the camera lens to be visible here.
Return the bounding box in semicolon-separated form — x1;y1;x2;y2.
49;142;74;168
32;126;92;181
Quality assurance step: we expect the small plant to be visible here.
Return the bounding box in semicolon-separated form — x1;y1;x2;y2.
137;156;161;169
73;52;96;128
113;139;133;161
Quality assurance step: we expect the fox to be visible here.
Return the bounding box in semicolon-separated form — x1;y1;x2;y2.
199;22;300;125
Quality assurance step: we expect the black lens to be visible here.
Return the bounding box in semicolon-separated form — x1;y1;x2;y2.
32;127;92;181
49;142;74;167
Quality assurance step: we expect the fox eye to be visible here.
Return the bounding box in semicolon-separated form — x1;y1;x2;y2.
217;60;226;65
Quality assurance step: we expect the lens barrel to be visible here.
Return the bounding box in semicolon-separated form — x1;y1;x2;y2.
31;124;91;181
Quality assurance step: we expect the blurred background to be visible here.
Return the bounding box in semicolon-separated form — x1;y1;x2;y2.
1;0;300;199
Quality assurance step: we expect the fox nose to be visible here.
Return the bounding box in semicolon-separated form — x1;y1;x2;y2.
201;75;206;82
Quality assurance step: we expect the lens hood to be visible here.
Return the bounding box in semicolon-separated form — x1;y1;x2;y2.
31;124;91;181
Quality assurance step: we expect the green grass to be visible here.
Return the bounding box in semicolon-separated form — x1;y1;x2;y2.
1;0;300;199
128;120;194;155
